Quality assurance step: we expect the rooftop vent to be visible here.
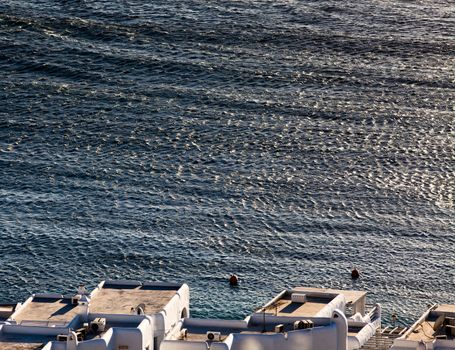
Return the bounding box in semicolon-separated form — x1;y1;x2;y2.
135;303;146;315
291;293;307;304
444;317;455;327
90;317;106;332
181;328;188;339
56;333;77;342
446;325;455;337
56;334;69;342
294;320;314;330
206;331;221;342
274;324;284;333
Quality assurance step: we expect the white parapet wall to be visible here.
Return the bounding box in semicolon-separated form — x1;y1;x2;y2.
43;342;66;350
162;341;217;350
315;294;347;318
227;328;330;350
162;284;190;335
180;318;249;329
161;310;348;350
230;311;347;350
391;339;425;350
109;327;145;350
347;304;382;350
73;339;108;350
137;316;153;349
1;323;70;336
391;333;455;349
249;313;337;327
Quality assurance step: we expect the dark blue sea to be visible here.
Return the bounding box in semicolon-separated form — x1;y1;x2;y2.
0;0;454;326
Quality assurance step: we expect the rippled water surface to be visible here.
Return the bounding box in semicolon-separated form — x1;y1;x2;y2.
0;0;454;325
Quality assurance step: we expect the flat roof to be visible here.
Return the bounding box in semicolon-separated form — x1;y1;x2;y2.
406;320;439;342
434;304;455;314
12;297;81;325
0;305;15;313
261;293;332;317
0;342;44;350
405;311;455;342
0;334;54;350
292;287;367;305
0;304;16;321
90;284;179;315
257;287;369;318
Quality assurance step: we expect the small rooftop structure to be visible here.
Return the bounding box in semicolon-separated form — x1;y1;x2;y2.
0;304;17;321
391;304;455;350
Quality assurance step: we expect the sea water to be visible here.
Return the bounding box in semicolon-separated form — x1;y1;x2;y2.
0;0;454;325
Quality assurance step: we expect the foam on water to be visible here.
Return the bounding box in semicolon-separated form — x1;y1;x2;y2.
0;0;454;325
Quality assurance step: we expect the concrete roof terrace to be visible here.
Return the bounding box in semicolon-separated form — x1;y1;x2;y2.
0;334;55;350
0;342;43;350
89;281;181;315
0;304;16;321
258;287;368;318
293;287;367;306
404;304;455;342
261;293;330;317
11;296;81;326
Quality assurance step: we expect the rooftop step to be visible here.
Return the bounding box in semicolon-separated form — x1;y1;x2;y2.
360;327;407;350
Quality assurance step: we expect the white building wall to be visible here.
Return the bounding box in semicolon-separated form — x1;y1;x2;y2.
75;339;108;350
315;295;347;318
161;284;189;336
44;342;67;350
433;339;455;350
110;327;144;350
229;330;338;350
210;342;230;350
138;317;153;349
151;311;166;347
392;339;455;350
160;340;209;350
230;333;286;350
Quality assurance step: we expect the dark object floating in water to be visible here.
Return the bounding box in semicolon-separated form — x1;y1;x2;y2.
351;268;360;280
229;274;239;286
